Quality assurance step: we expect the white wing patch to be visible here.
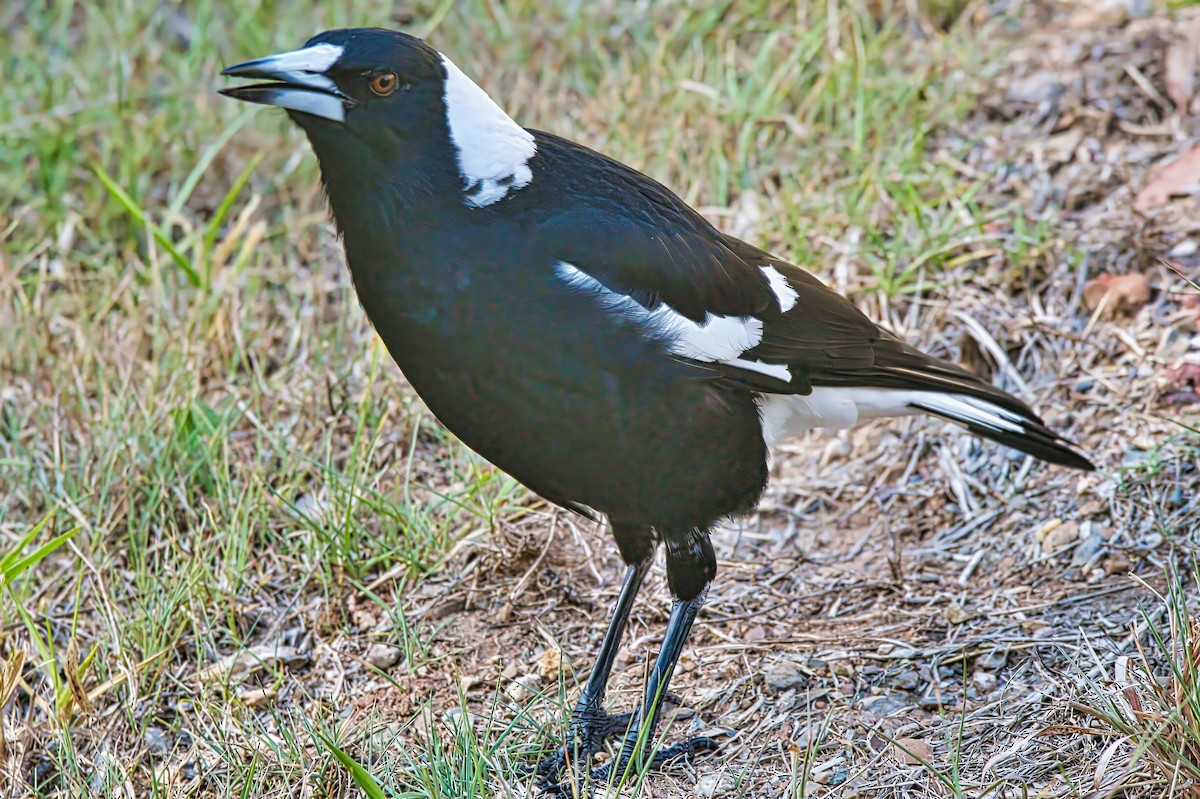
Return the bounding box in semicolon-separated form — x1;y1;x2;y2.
557;262;786;377
760;265;798;312
440;54;536;207
667;313;763;361
557;260;1033;449
726;357;792;382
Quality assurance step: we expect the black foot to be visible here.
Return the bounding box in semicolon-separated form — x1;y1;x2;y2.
539;734;721;796
531;709;634;784
531;691;689;786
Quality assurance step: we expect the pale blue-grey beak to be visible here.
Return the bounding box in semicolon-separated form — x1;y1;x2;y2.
220;43;351;122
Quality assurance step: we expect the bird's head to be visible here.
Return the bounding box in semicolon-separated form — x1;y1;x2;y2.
220;28;536;210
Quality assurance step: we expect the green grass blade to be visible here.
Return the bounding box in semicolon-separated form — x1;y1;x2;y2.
316;734;387;799
204;150;264;254
170;108;255;216
0;511;79;584
0;509;56;575
1;527;80;584
92;164;202;287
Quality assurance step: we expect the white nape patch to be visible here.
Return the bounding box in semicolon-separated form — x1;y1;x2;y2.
761;266;798;312
760;387;1027;447
440;54;537;207
557;262;764;363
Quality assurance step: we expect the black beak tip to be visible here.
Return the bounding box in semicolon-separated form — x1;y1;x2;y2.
217;85;255;101
217;84;275;105
221;59;262;78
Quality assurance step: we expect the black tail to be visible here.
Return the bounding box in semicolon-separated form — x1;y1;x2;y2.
812;333;1095;471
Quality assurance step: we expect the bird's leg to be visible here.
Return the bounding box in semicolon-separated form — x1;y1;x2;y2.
541;592;718;795
540;529;720;795
535;557;652;783
590;590;718;787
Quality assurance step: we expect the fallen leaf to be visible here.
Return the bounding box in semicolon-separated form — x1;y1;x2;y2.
64;638;93;715
1135;144;1200;210
535;647;563;681
1183;294;1200;315
892;737;934;765
744;624;768;643
236;687;278;707
1166;29;1199;110
1062;0;1139;29
1083;273;1152;317
945;602;971;625
196;645;310;684
1040;127;1084;165
1036;519;1080;554
1167;365;1200;387
1163;363;1200;405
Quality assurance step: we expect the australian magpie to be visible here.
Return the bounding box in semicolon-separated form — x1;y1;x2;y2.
220;28;1093;792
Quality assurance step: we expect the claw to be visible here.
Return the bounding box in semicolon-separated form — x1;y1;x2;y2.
539;734;722;796
532;709;635;785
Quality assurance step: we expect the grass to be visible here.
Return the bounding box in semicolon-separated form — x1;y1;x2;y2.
3;0;1198;797
1078;564;1200;796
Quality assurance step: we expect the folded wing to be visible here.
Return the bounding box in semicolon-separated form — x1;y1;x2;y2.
534;132;1092;470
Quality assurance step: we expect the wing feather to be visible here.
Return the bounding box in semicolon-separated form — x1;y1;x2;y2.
528;133;1090;469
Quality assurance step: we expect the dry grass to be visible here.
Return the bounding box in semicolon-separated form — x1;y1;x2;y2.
1077;568;1200;797
2;1;1199;797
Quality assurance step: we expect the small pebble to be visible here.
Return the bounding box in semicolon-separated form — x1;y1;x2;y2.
505;674;542;703
694;773;735;798
862;693;913;715
1122;449;1150;467
891;669;921;691
1006;74;1065;103
973;671;997;691
1037;519;1079;553
765;660;807;691
976;649;1008;671
945;603;971;625
366;643;401;670
1167;239;1198;258
829;660;855;677
1103;554;1133;575
143;726;171;758
1071;534;1106;567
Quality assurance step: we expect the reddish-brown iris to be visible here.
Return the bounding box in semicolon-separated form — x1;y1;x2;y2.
369;71;398;96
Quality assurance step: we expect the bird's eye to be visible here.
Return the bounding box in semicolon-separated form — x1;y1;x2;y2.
369;71;399;97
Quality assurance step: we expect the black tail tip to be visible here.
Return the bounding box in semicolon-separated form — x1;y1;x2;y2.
1051;447;1096;472
1001;432;1095;472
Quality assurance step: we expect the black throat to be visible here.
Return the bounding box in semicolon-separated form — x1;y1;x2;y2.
295;112;474;320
